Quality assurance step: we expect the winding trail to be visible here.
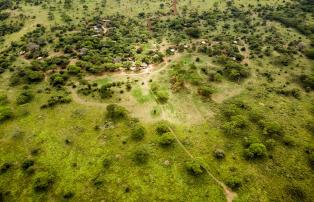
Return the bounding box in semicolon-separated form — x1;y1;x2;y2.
150;90;237;202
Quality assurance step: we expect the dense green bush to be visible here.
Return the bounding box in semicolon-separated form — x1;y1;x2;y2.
132;147;149;164
185;160;205;176
155;121;171;135
213;149;225;159
285;185;306;201
99;85;113;99
185;27;201;38
226;176;242;190
0;106;13;123
222;115;249;136
106;104;128;120
0;162;12;174
67;64;81;75
131;125;146;141
259;120;283;137
49;73;69;87
244;143;267;159
33;172;55;193
16;91;33;105
158;132;175;146
304;48;314;59
299;74;314;91
21;159;34;171
198;86;215;98
41;95;71;109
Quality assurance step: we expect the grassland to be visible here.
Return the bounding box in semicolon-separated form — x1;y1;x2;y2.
0;0;313;201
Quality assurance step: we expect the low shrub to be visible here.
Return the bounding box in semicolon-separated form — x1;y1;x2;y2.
16;91;33;105
41;95;71;108
33;172;55;192
131;125;146;141
259;120;283;137
155;121;170;135
244;143;267;159
106;104;128;120
226;176;242;190
285;185;306;201
0;106;13;123
0;162;12;174
213;149;225;159
158;132;175;146
185;160;205;176
132;147;149;164
21;159;34;171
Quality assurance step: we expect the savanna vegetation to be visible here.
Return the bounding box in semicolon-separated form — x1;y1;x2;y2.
0;0;313;201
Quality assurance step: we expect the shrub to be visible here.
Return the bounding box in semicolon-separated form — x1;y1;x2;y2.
103;157;111;169
259;120;283;137
186;27;201;38
213;149;225;159
222;115;249;136
299;74;314;91
155;121;170;135
0;106;13;123
106;104;128;120
21;159;34;171
0;94;8;105
33;172;55;192
185;160;205;176
99;85;113;99
285;185;306;201
132;147;149;164
198;86;215;98
308;152;314;169
226;176;242;190
49;73;68;86
131;125;146;141
304;48;314;59
0;162;12;174
67;64;81;75
16;91;33;105
155;90;169;103
41;95;71;108
244;143;267;159
158;132;175;146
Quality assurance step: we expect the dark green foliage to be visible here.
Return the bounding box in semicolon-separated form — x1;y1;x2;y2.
185;160;205;176
298;74;314;91
106;104;128;120
259;120;283;137
102;157;111;169
222;115;249;136
158;132;175;146
41;95;71;109
132;147;149;164
223;61;250;82
0;106;13;123
99;85;113;99
16;91;33;105
308;152;314;169
49;73;69;87
0;162;12;174
198;86;215;98
131;125;146;140
33;172;55;193
213;149;225;159
67;64;81;75
155;121;170;135
226;176;242;190
63;192;74;199
186;27;201;38
21;159;34;171
244;143;267;159
305;48;314;60
285;185;306;201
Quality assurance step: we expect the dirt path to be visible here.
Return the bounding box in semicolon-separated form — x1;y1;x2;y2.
150;89;237;202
